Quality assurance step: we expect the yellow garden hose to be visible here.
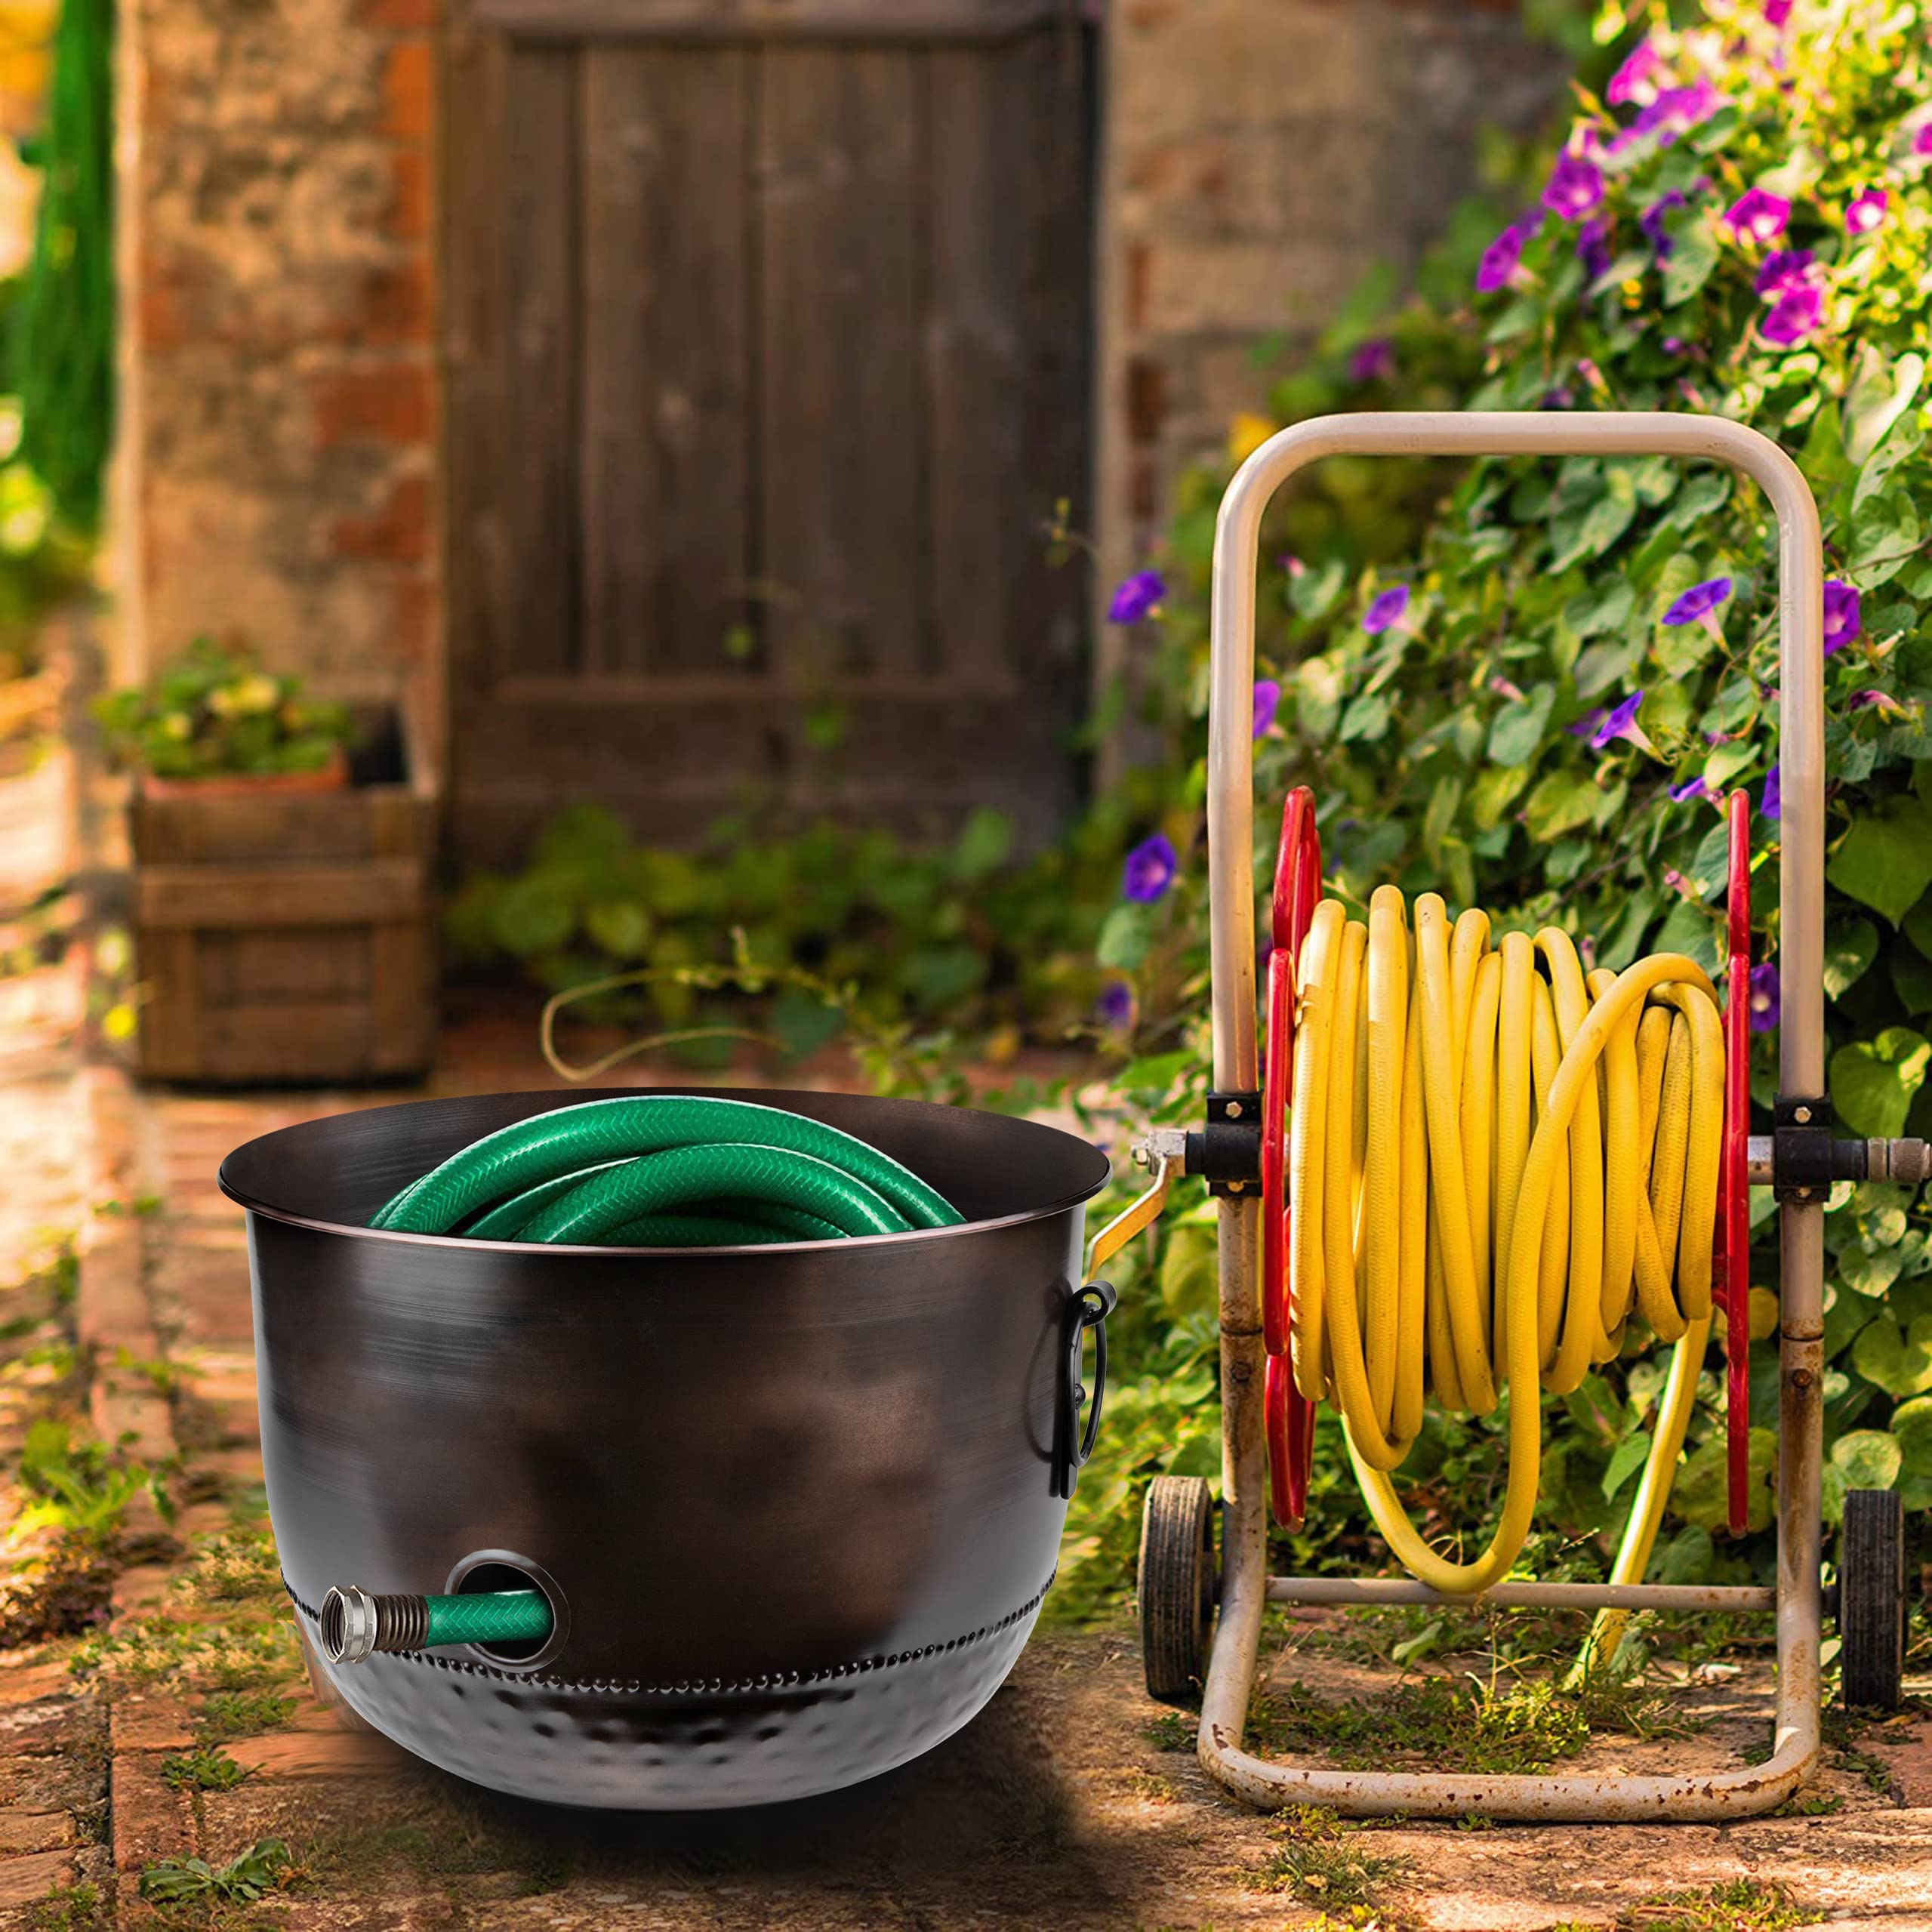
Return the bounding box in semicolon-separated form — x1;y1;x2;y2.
1290;887;1724;1638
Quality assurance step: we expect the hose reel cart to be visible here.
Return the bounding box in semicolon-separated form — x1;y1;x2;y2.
1127;411;1928;1823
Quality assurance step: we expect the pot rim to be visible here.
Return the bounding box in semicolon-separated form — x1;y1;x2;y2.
218;1086;1114;1259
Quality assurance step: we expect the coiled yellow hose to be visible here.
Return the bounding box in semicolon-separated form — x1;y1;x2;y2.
1289;886;1725;1633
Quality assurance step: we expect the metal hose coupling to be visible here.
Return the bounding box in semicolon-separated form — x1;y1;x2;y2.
319;1585;427;1664
320;1584;556;1664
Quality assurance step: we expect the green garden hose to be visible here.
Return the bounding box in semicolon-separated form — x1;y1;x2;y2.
325;1096;964;1663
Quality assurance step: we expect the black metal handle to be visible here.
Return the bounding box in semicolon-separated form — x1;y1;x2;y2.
1053;1280;1117;1500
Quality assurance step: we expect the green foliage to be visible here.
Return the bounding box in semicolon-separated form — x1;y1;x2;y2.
160;1742;249;1792
1074;0;1932;1604
14;1418;170;1543
17;0;113;531
94;638;355;781
1246;1806;1409;1908
138;1838;291;1909
448;800;1126;1054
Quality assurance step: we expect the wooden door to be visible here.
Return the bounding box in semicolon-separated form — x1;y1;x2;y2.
443;0;1094;863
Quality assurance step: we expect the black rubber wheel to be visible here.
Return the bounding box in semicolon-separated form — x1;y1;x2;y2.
1839;1488;1906;1711
1139;1474;1217;1702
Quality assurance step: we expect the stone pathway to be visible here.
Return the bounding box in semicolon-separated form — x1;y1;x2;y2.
0;1006;1923;1927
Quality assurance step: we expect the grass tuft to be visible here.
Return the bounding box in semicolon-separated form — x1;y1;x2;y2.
1246;1806;1409;1909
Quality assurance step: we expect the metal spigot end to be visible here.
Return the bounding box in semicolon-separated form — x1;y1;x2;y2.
320;1584;376;1664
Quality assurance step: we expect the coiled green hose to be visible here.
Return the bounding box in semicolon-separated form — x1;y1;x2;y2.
328;1097;966;1665
371;1094;963;1246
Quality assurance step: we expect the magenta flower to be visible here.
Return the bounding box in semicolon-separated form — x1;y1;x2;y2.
1760;763;1781;822
1823;580;1860;654
1348;337;1395;383
1763;0;1793;23
1543;151;1606;221
1724;188;1792;245
1633;81;1721;146
1761;283;1824;346
1362;585;1412;635
1475;223;1530;294
1253;679;1281;738
1670;775;1711;803
1590;690;1655;754
1281;553;1305;578
1576;217;1615;280
1844;188;1888;235
1607;41;1662;106
1754;248;1816;297
1122;833;1179;903
1749;962;1780;1033
1108;570;1166;624
1663;577;1733;633
1917;125;1932;158
1097;980;1135;1028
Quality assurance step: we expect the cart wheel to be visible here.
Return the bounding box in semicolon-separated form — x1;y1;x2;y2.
1139;1475;1218;1702
1838;1489;1906;1711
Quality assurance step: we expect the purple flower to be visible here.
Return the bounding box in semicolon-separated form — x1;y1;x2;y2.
1631;81;1721;146
1543;151;1606;221
1108;570;1166;625
1662;577;1733;629
1845;187;1888;235
1253;678;1281;738
1760;763;1781;822
1917;125;1932;158
1670;775;1711;802
1590;690;1653;753
1849;689;1907;717
1569;707;1607;738
1606;41;1662;106
1475;223;1529;294
1362;585;1412;635
1763;0;1793;24
1761;283;1824;346
1348;337;1395;383
1640;191;1687;257
1121;833;1179;904
1823;579;1860;654
1576;217;1615;280
1754;248;1816;297
1097;980;1135;1028
1749;962;1780;1033
1543;386;1576;409
1724;188;1792;245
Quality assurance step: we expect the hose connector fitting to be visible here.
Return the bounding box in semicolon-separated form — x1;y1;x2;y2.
319;1585;428;1663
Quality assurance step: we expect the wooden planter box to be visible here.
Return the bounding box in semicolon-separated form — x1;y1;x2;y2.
131;709;438;1083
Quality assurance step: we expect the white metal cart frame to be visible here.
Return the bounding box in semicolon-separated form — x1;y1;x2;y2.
1197;410;1827;1822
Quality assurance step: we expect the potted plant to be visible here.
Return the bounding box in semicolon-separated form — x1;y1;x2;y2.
100;640;438;1084
94;638;356;796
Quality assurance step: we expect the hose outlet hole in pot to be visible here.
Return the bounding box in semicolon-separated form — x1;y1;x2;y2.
444;1551;570;1672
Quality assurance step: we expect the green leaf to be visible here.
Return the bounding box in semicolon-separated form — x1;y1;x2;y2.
582;900;651;961
1096;903;1154;972
1823;919;1878;1000
1548;473;1637;572
1830;1428;1902;1491
1660;222;1718;307
1828;797;1932;923
1831;1028;1931;1137
767;984;843;1060
1486;685;1555;767
1659;470;1731;534
1844;347;1924;469
1338;691;1391;742
1601;1431;1651;1502
1893;947;1932;1015
1673;1425;1776;1533
952;806;1013;880
1850;1314;1932;1399
1524;771;1598;842
491;877;577;957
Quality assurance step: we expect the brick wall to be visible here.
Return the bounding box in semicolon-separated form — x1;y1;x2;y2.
119;0;441;777
1092;0;1565;701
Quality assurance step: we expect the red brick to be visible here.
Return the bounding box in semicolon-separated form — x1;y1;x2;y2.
386;148;430;241
381;39;433;140
332;477;430;565
110;1754;193;1873
0;1848;73;1907
314;365;431;449
110;1696;196;1753
0;1810;72;1853
387;573;437;664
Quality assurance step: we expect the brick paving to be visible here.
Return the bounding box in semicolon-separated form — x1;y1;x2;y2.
0;991;1919;1926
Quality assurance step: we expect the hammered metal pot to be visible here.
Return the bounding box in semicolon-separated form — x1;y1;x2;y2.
220;1087;1112;1810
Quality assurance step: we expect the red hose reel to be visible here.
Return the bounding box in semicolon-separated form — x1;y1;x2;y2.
1257;784;1756;1536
